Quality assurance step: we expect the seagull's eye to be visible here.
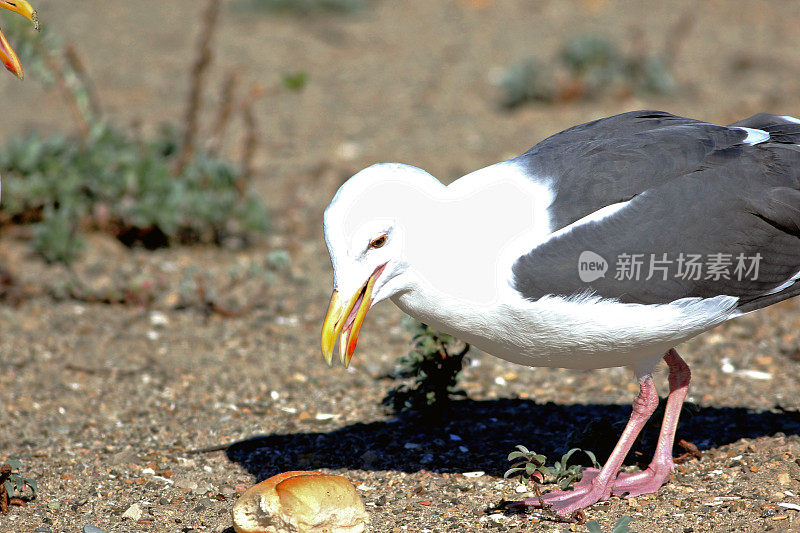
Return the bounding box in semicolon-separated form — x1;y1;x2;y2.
368;234;387;249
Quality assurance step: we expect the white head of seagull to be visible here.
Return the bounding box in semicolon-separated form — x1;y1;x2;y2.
321;163;444;367
321;160;556;367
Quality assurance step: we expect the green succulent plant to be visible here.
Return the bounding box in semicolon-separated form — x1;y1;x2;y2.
504;445;600;489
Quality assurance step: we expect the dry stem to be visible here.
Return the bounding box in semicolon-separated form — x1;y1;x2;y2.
206;68;241;155
40;47;89;139
663;11;695;67
237;86;263;194
64;43;102;121
175;0;222;175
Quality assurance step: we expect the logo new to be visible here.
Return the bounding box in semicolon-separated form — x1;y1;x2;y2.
578;251;608;282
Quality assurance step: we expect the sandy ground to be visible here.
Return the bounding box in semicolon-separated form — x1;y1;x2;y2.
3;0;800;531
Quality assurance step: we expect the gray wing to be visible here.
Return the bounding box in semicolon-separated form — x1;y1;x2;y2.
509;111;800;311
512;110;785;231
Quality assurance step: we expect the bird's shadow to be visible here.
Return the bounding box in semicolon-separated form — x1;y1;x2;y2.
224;398;800;482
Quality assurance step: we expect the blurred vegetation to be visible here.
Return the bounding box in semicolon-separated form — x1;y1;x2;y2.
0;6;269;264
281;70;309;92
239;0;368;14
1;126;269;262
382;317;470;414
496;33;676;108
0;15;98;131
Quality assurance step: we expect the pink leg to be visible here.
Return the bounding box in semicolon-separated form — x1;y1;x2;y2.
571;349;691;497
507;373;660;514
610;349;690;496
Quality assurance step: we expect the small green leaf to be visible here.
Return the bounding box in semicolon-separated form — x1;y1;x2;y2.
584;450;601;469
557;476;573;490
561;448;580;463
25;477;38;497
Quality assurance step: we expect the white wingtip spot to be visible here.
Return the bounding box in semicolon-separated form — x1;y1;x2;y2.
763;269;800;296
780;115;800;125
737;127;770;145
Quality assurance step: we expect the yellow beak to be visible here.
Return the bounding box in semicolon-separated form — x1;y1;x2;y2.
0;0;39;79
320;265;385;368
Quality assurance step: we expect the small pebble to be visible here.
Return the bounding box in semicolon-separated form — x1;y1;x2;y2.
149;311;168;326
110;448;139;465
737;369;773;380
121;503;142;521
175;477;198;490
83;526;106;533
761;508;777;518
720;357;735;373
194;482;212;495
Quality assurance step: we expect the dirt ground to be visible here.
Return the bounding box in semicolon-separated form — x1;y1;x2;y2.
3;0;800;531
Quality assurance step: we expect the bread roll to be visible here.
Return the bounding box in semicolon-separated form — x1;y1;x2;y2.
232;471;369;533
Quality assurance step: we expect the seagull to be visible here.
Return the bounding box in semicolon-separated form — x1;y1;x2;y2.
0;0;38;79
320;110;800;513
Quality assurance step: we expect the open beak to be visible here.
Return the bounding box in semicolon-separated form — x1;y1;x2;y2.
0;0;39;79
321;264;386;368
